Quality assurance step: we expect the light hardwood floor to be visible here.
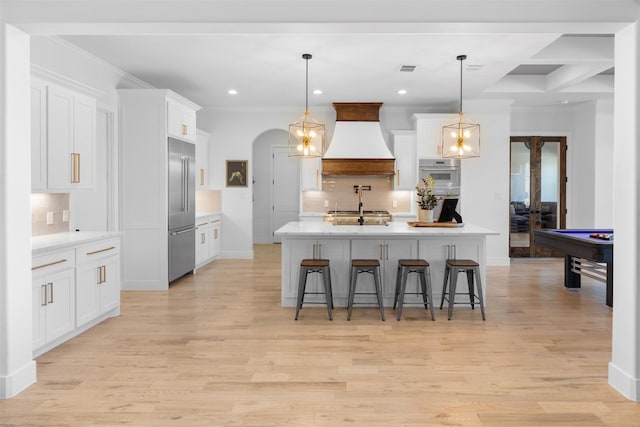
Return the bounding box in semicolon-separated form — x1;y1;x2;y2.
1;244;639;426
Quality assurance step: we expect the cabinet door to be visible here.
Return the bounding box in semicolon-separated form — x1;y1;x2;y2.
196;130;209;189
195;223;210;265
209;220;221;259
99;256;120;314
393;132;417;190
44;269;75;344
47;85;74;189
300;157;322;191
168;101;197;142
32;279;47;350
76;261;100;327
73;93;96;189
31;80;48;191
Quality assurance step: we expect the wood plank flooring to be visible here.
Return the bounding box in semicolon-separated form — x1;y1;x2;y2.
2;244;639;426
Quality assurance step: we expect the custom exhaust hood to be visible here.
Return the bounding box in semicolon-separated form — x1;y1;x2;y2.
322;102;395;176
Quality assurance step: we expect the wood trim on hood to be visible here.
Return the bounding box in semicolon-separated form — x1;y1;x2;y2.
322;158;395;176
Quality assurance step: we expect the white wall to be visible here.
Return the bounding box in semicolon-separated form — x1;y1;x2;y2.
0;24;36;398
594;100;614;227
572;102;597;227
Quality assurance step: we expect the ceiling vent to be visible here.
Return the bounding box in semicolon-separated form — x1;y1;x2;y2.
399;65;416;72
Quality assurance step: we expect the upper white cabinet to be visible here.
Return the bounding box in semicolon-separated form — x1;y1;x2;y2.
412;113;458;159
392;130;417;191
196;129;210;189
300;157;322;191
31;77;97;191
168;99;197;142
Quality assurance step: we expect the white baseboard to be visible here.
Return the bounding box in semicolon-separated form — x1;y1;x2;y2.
609;361;640;402
0;360;36;399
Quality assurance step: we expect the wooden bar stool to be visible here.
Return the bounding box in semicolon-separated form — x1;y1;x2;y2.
295;259;333;320
347;259;385;321
440;259;486;320
393;259;435;321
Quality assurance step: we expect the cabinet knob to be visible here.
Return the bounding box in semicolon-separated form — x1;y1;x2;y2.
181;124;188;136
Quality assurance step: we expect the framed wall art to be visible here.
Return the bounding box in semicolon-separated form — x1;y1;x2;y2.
226;160;248;187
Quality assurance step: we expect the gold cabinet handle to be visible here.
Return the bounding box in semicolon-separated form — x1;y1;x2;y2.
200;168;205;186
214;229;218;239
181;124;188;136
316;169;319;187
397;169;400;186
70;153;76;183
201;232;206;244
97;266;102;284
86;246;116;256
102;265;106;284
48;282;54;304
76;153;80;183
32;259;67;270
41;284;47;306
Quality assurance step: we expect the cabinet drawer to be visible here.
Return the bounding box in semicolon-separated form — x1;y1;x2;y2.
32;249;75;276
76;238;121;264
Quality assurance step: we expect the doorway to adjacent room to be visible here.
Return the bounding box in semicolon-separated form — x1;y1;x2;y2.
509;136;567;257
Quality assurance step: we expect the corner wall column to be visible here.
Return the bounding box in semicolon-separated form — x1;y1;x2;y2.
609;20;640;402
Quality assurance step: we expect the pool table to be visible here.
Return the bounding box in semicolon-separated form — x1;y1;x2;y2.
533;229;614;307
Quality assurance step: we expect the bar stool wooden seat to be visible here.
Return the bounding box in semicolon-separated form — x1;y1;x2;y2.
440;259;486;320
295;259;333;320
393;259;435;321
347;259;385;321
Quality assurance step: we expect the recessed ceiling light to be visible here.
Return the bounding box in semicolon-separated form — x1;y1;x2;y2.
228;89;238;95
313;89;323;95
397;89;407;95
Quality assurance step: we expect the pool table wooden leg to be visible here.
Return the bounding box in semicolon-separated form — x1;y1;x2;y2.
564;255;581;289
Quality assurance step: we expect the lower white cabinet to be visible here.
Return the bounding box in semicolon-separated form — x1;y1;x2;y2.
351;239;418;304
32;235;121;357
75;239;120;328
32;250;76;351
195;214;222;269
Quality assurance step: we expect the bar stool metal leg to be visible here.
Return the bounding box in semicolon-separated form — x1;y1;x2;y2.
421;267;436;321
321;266;333;321
295;266;308;320
347;266;358;321
466;269;475;309
473;266;486;320
440;264;450;310
396;266;409;320
447;267;457;321
373;265;385;321
393;264;402;310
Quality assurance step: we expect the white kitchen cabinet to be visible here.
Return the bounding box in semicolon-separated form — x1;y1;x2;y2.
32;250;76;351
351;239;418;304
47;84;96;190
118;89;201;290
300;157;322;191
31;78;48;192
168;99;197;142
284;239;350;305
209;217;221;259
196;129;210;189
75;239;121;328
418;236;484;304
392;130;417;191
195;214;222;269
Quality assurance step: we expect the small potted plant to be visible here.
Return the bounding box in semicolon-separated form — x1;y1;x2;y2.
416;176;439;222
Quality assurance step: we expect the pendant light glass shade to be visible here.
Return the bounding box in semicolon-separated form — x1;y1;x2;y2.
441;55;480;159
288;54;326;158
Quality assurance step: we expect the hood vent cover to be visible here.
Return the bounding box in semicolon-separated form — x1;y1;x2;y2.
322;102;395;176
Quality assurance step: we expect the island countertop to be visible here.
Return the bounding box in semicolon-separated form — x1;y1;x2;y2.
275;221;498;238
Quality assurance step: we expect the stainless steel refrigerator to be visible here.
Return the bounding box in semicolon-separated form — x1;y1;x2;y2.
168;137;196;283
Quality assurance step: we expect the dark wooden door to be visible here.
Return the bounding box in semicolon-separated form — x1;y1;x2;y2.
510;136;567;257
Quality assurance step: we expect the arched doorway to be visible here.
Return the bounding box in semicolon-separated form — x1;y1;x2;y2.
252;129;300;243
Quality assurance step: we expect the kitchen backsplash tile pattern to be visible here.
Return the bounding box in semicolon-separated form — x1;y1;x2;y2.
302;176;412;213
31;193;70;236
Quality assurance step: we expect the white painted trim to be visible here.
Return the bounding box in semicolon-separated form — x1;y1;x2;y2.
97;105;119;232
30;64;106;98
609;361;640;402
0;360;36;399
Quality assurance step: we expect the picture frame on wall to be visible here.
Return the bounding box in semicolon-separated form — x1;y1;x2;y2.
226;160;248;187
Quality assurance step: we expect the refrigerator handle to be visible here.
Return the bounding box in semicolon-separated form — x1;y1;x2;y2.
170;226;196;236
182;157;187;212
185;157;190;212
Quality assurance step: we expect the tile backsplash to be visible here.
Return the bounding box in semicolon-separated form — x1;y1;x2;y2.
196;189;221;213
31;193;70;236
302;176;412;213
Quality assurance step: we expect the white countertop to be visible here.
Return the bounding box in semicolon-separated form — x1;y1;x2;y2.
274;221;498;238
32;231;122;255
196;211;222;220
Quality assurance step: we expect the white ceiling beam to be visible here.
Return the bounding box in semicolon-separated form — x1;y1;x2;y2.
545;63;613;91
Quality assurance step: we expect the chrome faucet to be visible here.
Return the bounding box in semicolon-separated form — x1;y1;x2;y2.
357;184;364;225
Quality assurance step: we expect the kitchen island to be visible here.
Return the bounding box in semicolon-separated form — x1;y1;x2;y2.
275;221;498;308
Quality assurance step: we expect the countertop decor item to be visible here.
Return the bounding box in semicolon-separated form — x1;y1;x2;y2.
416;176;439;209
441;54;481;159
288;53;325;158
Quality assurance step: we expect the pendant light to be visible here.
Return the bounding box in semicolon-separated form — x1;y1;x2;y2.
288;53;326;157
441;55;480;159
